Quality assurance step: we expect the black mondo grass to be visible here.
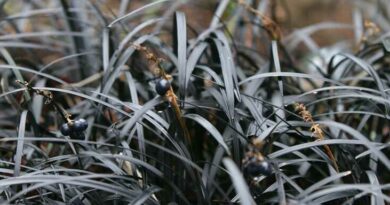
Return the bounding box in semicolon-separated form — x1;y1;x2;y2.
0;0;390;204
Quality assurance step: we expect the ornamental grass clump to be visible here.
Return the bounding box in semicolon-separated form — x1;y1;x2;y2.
0;0;389;204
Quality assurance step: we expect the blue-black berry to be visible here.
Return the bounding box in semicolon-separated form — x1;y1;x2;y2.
60;119;88;136
155;78;170;95
257;160;272;176
244;158;272;177
60;123;70;136
73;118;88;132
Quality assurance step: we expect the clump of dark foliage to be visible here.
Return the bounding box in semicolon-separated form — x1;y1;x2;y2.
0;0;389;204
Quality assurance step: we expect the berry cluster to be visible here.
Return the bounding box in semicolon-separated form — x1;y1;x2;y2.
15;81;88;138
60;118;88;136
242;136;273;177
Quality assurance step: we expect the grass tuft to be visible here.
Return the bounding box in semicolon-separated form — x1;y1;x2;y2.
0;0;389;204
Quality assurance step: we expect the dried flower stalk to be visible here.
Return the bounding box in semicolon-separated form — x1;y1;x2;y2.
294;103;339;172
16;80;73;123
236;0;282;40
132;44;191;143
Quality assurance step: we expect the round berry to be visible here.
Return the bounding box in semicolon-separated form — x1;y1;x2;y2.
73;118;88;132
155;78;170;96
244;158;273;177
60;123;70;136
258;160;273;176
78;118;88;129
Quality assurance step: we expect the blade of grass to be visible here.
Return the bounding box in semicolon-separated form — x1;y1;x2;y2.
174;11;187;107
297;171;352;199
222;158;255;205
14;110;28;177
107;0;170;28
366;171;385;205
184;113;231;155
